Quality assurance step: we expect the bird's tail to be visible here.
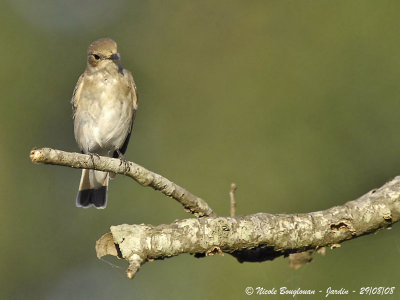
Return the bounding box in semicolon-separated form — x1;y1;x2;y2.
76;169;109;208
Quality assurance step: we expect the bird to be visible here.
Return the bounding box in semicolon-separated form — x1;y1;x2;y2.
71;38;138;208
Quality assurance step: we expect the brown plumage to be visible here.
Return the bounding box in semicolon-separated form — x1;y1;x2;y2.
71;38;138;208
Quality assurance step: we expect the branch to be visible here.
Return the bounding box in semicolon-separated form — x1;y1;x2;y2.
30;147;215;217
96;176;399;278
230;183;237;217
30;147;400;279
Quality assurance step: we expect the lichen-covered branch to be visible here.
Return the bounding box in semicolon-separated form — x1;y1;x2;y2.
30;147;215;217
96;176;400;278
30;147;400;279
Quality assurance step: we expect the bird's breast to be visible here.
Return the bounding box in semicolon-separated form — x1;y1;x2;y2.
74;73;133;155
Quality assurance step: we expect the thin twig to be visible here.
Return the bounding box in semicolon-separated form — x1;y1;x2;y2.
30;147;216;217
230;183;237;217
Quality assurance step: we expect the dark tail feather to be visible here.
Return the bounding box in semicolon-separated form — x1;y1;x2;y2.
76;169;109;209
76;186;108;208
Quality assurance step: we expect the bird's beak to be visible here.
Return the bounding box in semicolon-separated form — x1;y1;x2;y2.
109;53;120;61
109;53;124;74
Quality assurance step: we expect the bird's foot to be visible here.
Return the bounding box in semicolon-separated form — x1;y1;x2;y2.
87;152;100;168
116;150;130;174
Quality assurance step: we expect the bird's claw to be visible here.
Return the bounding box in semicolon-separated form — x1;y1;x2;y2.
116;150;130;174
87;152;100;167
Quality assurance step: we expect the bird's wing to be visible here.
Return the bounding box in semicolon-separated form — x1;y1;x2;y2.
71;73;85;119
115;70;138;157
127;70;138;111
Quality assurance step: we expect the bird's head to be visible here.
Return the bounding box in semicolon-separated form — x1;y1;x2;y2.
87;38;122;71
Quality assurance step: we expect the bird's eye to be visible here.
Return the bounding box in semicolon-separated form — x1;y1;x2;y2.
93;54;100;60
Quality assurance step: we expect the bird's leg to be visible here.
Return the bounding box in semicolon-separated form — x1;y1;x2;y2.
116;149;130;174
87;152;100;168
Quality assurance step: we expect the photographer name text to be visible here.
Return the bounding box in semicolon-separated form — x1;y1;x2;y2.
244;286;396;297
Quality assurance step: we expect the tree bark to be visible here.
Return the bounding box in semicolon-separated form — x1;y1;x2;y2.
30;148;400;278
30;147;215;217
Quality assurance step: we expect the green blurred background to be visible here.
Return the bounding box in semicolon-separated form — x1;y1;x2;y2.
1;0;399;299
